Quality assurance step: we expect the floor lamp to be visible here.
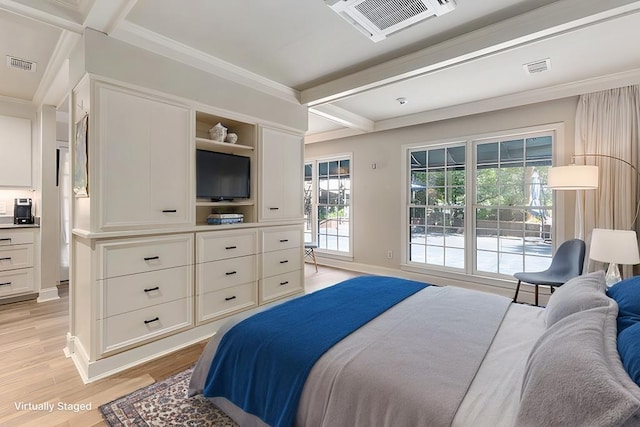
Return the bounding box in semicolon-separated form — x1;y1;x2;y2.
548;153;640;286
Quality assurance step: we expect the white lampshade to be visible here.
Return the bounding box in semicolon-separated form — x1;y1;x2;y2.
590;228;640;287
547;165;599;190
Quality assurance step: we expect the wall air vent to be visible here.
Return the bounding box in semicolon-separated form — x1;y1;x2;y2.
524;58;551;75
6;56;37;72
326;0;456;42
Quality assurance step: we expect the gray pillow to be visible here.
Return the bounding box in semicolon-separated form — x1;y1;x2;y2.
517;300;640;426
545;270;608;328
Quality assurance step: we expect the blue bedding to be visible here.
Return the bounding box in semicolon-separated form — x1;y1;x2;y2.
202;275;428;427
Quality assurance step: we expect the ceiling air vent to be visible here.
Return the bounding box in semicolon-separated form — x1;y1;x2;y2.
6;56;37;72
326;0;456;42
523;58;551;75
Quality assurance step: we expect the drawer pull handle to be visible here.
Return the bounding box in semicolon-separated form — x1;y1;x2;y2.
225;246;237;250
144;317;160;325
144;256;160;261
0;281;11;286
279;239;289;243
280;281;289;286
225;271;237;276
144;286;160;292
279;260;289;264
269;207;279;211
0;257;11;261
225;296;237;301
0;238;11;242
162;209;177;213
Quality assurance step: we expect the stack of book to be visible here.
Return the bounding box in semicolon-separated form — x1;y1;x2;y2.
207;213;244;225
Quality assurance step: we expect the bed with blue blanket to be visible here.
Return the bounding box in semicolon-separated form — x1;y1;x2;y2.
189;273;640;426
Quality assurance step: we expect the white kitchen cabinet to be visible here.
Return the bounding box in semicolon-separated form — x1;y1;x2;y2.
259;126;303;221
95;84;192;230
0;228;35;298
0;115;31;187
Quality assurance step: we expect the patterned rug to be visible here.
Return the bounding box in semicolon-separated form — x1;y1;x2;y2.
100;368;238;426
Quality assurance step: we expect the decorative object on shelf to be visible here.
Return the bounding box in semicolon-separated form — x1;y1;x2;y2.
209;123;227;142
226;133;238;144
73;113;89;197
589;228;640;287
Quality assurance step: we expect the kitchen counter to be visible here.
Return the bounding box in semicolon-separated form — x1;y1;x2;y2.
0;223;39;229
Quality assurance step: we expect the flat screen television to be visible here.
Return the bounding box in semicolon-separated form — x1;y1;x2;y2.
196;150;250;201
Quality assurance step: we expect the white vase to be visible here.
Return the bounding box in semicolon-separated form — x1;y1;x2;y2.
209;123;227;142
226;133;238;144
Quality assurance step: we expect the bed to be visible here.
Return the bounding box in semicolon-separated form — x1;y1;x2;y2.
189;272;640;427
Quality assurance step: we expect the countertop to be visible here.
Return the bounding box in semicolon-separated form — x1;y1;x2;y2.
0;223;39;229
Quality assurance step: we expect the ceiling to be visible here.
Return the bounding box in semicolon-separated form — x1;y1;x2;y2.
1;0;640;141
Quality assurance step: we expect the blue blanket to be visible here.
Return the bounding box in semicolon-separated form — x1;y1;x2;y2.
202;275;427;427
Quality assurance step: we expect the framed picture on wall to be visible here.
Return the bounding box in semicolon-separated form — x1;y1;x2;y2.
73;114;89;197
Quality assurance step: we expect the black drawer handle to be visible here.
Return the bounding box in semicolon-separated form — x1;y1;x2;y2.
225;271;237;276
144;256;160;261
162;209;177;213
279;260;289;264
144;286;160;292
0;257;11;261
0;238;11;242
279;239;289;243
0;282;11;286
225;296;237;301
225;246;237;250
144;317;160;325
269;207;279;210
280;281;289;286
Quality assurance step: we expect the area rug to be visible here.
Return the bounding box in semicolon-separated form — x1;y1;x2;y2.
100;367;238;426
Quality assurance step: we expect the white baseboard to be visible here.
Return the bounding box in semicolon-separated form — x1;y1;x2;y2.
37;286;60;303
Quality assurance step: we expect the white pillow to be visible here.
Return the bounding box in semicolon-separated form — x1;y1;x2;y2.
544;270;608;327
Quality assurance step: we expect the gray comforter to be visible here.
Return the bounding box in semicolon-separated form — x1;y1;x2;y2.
190;285;511;427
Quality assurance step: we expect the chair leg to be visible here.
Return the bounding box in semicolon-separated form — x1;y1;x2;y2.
535;285;539;307
513;280;522;303
311;248;318;272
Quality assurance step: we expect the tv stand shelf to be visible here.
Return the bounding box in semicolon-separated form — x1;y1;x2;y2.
196;200;254;207
195;137;253;153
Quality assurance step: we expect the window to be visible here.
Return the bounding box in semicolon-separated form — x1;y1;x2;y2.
474;135;553;276
304;156;352;256
409;145;466;269
405;128;555;279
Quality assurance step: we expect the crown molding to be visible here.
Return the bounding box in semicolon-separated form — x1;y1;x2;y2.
84;0;138;35
110;20;301;105
0;0;83;32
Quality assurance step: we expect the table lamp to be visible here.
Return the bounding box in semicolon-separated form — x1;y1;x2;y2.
589;228;640;287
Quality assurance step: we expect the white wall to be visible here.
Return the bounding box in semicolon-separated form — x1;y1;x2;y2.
305;96;580;288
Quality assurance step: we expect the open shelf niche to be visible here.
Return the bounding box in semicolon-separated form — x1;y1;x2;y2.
195;110;258;226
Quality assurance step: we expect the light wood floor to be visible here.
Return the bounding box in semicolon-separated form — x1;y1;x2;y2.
0;263;360;427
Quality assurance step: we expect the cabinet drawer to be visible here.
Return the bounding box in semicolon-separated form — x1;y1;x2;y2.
0;229;34;246
261;270;303;303
99;234;193;279
197;230;257;263
197;255;257;294
0;245;33;271
101;266;192;318
0;268;34;297
262;227;302;252
101;298;192;354
262;247;302;278
198;282;257;323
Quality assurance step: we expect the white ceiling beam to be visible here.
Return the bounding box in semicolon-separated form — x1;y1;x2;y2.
308;104;374;132
301;0;640;106
33;30;80;107
304;127;364;144
83;0;139;35
0;0;83;33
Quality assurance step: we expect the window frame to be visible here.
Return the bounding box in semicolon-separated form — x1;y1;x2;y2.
305;153;354;260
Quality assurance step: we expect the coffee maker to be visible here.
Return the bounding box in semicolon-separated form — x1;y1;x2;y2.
14;198;33;224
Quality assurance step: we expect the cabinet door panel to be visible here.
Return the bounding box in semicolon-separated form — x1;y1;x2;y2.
259;127;303;221
0;115;31;187
98;85;191;230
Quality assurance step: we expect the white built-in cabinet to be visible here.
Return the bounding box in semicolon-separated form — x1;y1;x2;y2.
259;126;304;221
0;228;35;298
95;83;192;230
70;76;304;382
0;115;31;187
